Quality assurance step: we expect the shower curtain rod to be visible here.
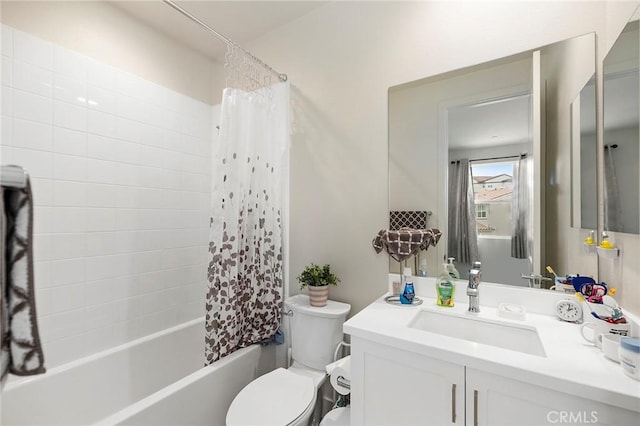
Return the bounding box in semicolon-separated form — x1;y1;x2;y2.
162;0;287;83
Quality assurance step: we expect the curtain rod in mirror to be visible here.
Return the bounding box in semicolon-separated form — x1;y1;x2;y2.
450;153;527;164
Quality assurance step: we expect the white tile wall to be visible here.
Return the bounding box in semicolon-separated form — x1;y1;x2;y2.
1;25;212;368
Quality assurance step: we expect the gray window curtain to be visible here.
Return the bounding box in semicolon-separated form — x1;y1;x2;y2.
448;159;478;264
604;147;622;232
511;155;531;259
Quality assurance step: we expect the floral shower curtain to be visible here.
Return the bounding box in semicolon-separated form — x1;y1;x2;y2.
205;82;289;364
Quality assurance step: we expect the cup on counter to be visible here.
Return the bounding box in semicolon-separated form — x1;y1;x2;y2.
580;321;630;348
598;334;622;362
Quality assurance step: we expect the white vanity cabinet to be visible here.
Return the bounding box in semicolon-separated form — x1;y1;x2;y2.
351;337;639;426
350;337;464;425
465;368;638;426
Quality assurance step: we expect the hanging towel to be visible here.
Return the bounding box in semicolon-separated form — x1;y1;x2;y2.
1;179;45;380
372;228;442;262
389;211;429;230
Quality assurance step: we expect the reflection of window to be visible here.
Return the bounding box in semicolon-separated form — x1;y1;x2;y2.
476;204;488;218
470;160;516;236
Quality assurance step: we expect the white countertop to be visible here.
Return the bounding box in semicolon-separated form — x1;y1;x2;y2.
344;280;640;413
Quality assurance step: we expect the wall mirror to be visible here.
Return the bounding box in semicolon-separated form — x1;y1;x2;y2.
389;33;596;288
603;18;639;235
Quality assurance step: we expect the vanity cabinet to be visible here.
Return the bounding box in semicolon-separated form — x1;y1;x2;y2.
465;368;637;426
351;337;465;425
351;337;639;426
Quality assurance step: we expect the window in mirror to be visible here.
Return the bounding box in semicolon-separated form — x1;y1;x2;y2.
472;160;516;238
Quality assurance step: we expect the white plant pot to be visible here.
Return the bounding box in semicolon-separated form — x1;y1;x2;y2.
307;285;329;307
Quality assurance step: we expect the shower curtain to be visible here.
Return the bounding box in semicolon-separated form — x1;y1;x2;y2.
448;159;478;264
205;82;289;364
511;155;531;259
603;147;622;232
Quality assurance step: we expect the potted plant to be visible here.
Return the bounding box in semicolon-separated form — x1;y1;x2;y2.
297;263;340;307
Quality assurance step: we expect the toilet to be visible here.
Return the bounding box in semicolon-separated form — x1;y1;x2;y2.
226;294;351;426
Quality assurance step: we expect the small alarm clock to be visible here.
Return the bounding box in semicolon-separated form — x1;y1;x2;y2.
555;299;583;323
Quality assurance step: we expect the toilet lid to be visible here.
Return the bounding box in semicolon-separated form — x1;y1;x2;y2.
226;368;315;426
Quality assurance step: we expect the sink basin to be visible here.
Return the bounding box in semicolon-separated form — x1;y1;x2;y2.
408;309;546;357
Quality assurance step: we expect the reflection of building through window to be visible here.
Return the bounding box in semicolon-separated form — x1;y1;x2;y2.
471;161;515;236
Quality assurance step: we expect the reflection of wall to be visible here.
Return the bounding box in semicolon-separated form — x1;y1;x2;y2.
456;237;531;286
580;131;598;230
478;203;512;236
605;126;640;234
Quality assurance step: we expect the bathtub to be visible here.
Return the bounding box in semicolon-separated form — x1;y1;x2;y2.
1;318;262;426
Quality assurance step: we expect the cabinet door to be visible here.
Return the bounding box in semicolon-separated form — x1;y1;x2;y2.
352;338;464;425
466;368;639;426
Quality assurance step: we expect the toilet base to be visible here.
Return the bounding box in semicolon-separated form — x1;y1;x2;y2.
320;407;350;426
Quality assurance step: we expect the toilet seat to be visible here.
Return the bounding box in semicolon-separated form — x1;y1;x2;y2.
226;368;316;426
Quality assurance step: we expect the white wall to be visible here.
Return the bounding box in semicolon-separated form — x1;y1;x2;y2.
246;0;639;315
1;25;212;368
0;1;221;104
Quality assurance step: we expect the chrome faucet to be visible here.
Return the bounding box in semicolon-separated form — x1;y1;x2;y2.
467;261;482;313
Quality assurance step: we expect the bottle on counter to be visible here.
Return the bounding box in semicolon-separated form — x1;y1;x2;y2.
400;267;415;304
436;262;456;307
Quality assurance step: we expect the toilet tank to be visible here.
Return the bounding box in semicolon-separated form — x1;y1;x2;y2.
285;294;351;371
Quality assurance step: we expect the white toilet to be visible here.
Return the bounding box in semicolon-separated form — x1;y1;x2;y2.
226;294;351;426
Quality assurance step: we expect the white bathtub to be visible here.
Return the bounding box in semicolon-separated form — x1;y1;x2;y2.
1;318;261;426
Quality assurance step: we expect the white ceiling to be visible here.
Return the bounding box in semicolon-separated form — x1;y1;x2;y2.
448;94;531;149
111;1;327;62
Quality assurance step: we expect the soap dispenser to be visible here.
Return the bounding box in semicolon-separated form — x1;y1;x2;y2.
436;262;456;307
446;257;460;279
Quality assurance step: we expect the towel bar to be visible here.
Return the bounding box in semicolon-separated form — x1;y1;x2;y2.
1;165;28;189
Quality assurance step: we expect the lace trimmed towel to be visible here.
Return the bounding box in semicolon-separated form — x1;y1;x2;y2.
1;179;45;380
372;228;442;262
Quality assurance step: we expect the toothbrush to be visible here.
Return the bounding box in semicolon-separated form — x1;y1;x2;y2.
546;266;563;285
575;293;602;320
546;266;559;281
